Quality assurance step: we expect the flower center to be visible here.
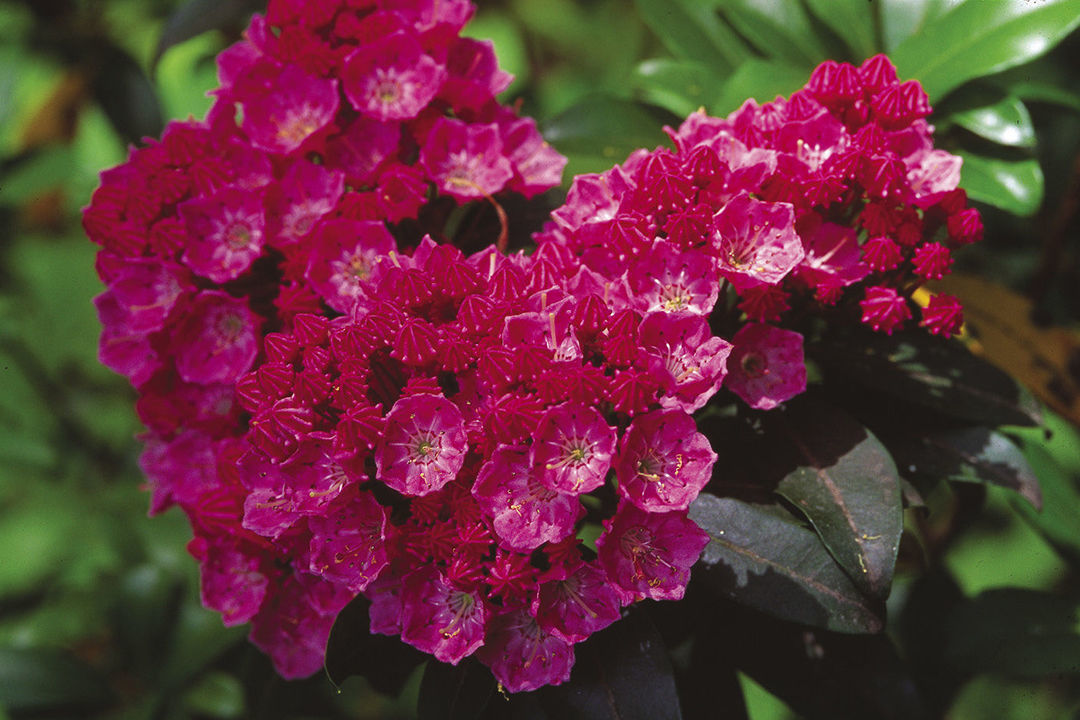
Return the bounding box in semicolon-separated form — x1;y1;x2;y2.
740;351;767;378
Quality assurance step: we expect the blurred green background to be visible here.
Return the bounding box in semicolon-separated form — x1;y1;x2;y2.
1;1;1079;718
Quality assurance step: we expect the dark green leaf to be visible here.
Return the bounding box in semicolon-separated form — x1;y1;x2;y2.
0;647;113;714
712;59;808;115
157;602;248;691
812;328;1043;427
689;494;883;634
111;563;185;681
949;94;1036;148
541;95;673;171
890;0;1080;102
534;607;682;720
773;399;903;599
803;0;878;61
896;569;968;717
958;150;1044;216
943;589;1080;677
91;45;164;144
632;0;750;73
632;59;723;118
182;672;246;720
717;0;828;67
324;594;426;696
1003;81;1080;114
418;659;495;720
154;0;261;67
883;427;1042;510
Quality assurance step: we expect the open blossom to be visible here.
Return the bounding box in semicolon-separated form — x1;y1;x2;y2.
376;393;468;496
342;30;447;121
616;409;717;512
726;324;807;411
532;403;617;494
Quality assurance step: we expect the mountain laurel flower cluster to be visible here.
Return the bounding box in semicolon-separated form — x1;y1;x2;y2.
86;0;987;691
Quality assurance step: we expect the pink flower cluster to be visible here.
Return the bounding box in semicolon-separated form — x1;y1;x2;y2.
536;54;981;379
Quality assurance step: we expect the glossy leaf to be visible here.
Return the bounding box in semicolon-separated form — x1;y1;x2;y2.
957;150;1044;216
813;328;1043;427
632;0;750;73
535;607;682;720
541;94;673;173
943;589;1080;677
882;426;1042;510
804;0;877;61
879;0;961;53
689;494;884;634
891;0;1080;102
773;399;903;599
154;0;261;67
949;94;1036;148
716;0;827;67
0;647;113;714
418;659;495;720
632;59;723;118
713;59;808;116
324;595;427;696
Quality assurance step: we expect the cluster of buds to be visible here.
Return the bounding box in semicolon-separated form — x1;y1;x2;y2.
85;0;986;692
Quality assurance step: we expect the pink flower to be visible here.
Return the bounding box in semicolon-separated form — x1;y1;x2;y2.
638;311;731;413
862;235;903;272
860;285;912;334
266;160;344;246
499;115;568;198
911;242;952;280
171;291;259;385
713;193;804;290
240;65;339;155
532;403;617;494
477;608;575;693
190;538;268;627
616;409;717;512
376;393;468;496
421;117;514;202
308;488;389;594
400;567;488;664
628;243;720;315
596;501;709;602
533;561;622;643
305;219;395;313
472;445;584;551
324;117;401;186
342;31;447;121
795;222;869;291
726;324;807;410
179;186;265;282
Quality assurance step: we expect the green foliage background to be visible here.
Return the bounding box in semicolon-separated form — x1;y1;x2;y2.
0;1;1078;718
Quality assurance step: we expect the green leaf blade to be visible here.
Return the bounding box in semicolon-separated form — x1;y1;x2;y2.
804;0;878;61
958;150;1044;216
632;0;750;73
689;494;884;634
950;95;1036;148
774;401;903;599
891;0;1080;102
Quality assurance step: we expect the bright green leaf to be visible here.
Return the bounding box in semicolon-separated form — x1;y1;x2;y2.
949;94;1036;148
879;0;962;53
633;59;723;118
718;0;828;67
891;0;1080;102
958;150;1044;217
995;80;1080;114
633;0;751;73
773;400;903;599
804;0;878;61
541;94;672;171
689;494;884;634
713;59;808;115
1012;439;1080;567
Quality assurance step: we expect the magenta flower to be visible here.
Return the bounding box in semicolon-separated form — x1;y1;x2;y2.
616;409;717;512
596;501;709;602
239;64;339;155
308;488;389;594
472;445;584;551
305;219;395;313
726;324;807;410
190;538;268;627
476;609;575;693
421;117;514;202
179;186;266;282
532;403;617;494
533;561;622;643
400;567;488;664
638;311;732;413
376;393;468;496
920;293;964;338
171;291;259;386
795;222;869;291
712;193;804;290
342;31;447;120
266;160;344;246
